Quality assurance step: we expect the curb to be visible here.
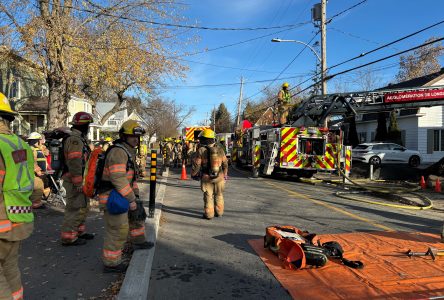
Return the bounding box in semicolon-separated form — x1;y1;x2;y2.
117;169;169;300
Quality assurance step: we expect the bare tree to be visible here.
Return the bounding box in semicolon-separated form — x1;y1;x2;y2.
397;37;444;82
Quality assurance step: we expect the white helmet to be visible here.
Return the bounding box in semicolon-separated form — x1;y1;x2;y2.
27;132;43;140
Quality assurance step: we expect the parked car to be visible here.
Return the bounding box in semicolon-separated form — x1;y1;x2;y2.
352;143;421;167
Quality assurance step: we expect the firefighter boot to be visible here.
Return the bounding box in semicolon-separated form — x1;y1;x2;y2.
103;262;129;273
133;241;154;250
62;238;87;246
79;233;95;240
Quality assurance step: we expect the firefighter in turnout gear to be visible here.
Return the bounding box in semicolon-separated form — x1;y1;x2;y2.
191;129;228;220
27;132;50;209
137;138;147;177
277;82;292;125
0;92;34;300
60;112;95;246
99;120;153;273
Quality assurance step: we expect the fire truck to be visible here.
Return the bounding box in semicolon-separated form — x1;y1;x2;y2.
183;126;210;142
234;85;444;177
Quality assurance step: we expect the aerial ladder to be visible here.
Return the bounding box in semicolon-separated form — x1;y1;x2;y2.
236;85;444;178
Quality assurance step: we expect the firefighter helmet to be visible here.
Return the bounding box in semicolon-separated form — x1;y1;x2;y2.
282;82;289;88
119;120;146;136
27;132;43;140
104;137;113;142
199;128;216;139
69;112;94;126
0;92;17;119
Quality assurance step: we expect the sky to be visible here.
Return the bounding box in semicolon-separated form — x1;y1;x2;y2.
159;0;444;126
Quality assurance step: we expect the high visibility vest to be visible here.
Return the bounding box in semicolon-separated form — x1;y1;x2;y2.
32;145;47;172
280;89;291;104
0;134;34;223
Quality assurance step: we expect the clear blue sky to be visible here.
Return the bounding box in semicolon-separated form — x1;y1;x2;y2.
160;0;444;125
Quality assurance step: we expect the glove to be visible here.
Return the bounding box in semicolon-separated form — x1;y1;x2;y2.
191;174;200;181
128;200;147;222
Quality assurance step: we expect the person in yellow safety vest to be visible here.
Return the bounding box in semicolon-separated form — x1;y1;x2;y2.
98;120;153;273
60;111;95;246
191;129;228;220
277;82;292;125
137;137;147;177
0;92;34;300
27;132;50;209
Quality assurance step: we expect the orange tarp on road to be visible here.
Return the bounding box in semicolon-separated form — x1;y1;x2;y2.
249;231;444;299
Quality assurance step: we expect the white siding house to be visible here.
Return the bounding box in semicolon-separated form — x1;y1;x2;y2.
355;69;444;163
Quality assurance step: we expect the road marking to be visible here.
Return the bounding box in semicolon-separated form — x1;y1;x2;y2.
265;181;394;232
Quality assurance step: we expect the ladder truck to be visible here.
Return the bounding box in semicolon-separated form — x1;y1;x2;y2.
234;85;444;177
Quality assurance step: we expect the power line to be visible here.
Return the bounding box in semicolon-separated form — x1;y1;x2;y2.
169;23;310;58
292;37;444;97
326;0;368;24
246;37;444;116
176;58;312;75
154;73;313;89
327;18;444;71
241;32;320;103
41;1;310;31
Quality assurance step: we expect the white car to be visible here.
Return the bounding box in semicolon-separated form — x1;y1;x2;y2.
352;143;421;167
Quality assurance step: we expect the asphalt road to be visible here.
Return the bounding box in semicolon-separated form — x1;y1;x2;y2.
148;166;444;299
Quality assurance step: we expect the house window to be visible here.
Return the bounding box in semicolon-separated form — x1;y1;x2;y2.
431;129;444;152
108;120;117;126
358;132;367;143
11;81;18;98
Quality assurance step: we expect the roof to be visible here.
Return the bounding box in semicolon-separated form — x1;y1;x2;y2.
95;102;126;120
17;96;49;113
382;67;444;90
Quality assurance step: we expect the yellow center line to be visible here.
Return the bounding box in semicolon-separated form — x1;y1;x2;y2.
265;181;394;232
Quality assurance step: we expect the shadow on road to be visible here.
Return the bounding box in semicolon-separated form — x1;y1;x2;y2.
212;233;263;255
162;204;203;219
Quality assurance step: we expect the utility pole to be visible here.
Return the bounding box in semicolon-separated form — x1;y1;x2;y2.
236;76;244;128
320;0;327;96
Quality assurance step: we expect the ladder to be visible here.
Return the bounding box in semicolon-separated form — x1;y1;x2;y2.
292;85;444;127
263;142;279;175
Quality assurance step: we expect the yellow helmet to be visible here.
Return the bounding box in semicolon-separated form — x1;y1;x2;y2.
0;92;17;119
282;82;289;88
104;137;113;142
119;120;146;136
199;128;216;139
220;137;225;142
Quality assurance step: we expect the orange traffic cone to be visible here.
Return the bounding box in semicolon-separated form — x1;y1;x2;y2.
180;162;188;180
420;176;426;189
435;178;442;193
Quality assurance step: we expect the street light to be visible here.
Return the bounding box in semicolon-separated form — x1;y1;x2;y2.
271;38;322;64
272;37;325;97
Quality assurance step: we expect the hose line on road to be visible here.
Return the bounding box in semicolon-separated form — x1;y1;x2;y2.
328;153;433;210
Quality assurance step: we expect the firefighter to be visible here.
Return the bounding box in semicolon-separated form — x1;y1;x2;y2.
191;129;228;220
99;120;153;273
0;93;34;300
174;139;183;167
60;111;94;246
27;132;50;209
164;138;174;167
277;82;292;125
102;137;113;152
137;137;147;177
